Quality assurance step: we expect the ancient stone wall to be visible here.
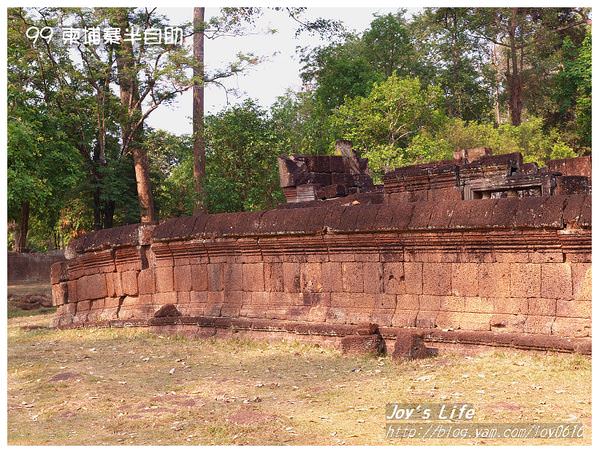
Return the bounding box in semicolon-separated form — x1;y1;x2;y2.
9;250;65;284
51;194;592;354
383;153;591;202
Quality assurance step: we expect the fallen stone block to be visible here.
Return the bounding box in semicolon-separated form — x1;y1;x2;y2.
340;334;385;356
392;330;435;361
153;304;181;318
356;322;379;335
10;294;53;310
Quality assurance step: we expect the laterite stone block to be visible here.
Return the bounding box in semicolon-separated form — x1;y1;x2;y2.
155;266;174;293
242;263;264;292
451;263;479;297
541;264;573;300
510;264;541;298
174;265;192;292
422;263;451;296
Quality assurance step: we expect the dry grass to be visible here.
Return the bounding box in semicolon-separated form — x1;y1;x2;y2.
7;283;54;318
8;312;591;446
8;283;52;298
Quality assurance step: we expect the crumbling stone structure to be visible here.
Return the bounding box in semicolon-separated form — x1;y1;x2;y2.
278;139;377;203
51;148;592;356
384;150;591;202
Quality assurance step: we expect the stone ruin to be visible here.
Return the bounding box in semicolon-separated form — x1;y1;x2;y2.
278;140;377;203
51;143;592;358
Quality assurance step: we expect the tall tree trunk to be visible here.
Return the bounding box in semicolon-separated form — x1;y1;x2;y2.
192;7;206;213
508;8;523;126
130;146;156;222
93;58;112;229
103;200;115;229
114;9;156;224
93;183;102;230
13;201;30;253
92;135;103;230
492;43;502;125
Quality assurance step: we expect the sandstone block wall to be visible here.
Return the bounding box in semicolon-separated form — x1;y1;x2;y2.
9;250;64;284
51;194;591;354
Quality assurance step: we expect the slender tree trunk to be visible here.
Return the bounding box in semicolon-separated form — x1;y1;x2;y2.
192;7;206;213
93;184;102;230
492;43;501;125
114;9;156;223
130;146;156;222
13;201;30;253
508;8;522;126
103;200;115;229
92;135;103;230
92;58;111;229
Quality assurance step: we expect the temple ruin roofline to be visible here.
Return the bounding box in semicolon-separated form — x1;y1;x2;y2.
65;194;590;254
278;142;591;204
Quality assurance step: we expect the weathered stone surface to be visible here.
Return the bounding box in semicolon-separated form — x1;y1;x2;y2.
173;265;192;292
555;176;591;195
121;270;139;296
392;330;434;361
69;223;141;253
154;304;181;318
242;263;264;292
191;264;208;292
340;334;385;355
11;293;53;310
356;322;379;335
278;146;374;204
138;269;155;295
547;155;591;178
510;264;541;298
50;261;68;284
155;266;174;293
541;263;573;300
51;283;68;306
77;273;108;301
422;263;451;296
452;263;479;297
563;194;591;228
571;263;591;301
478;263;510;297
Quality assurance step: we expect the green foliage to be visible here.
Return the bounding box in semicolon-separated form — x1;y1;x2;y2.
204;100;285;213
7;105;86;250
412;8;494;120
362;12;421;78
331;75;448;177
300;12;430;115
302;37;382;113
270;91;336;155
329;72;576;178
404;132;453;164
437;117;576;165
554;29;592;149
145;130;196;218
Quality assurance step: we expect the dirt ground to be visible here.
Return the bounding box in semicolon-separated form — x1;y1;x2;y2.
7;310;591;446
7;283;52;297
7;282;54;317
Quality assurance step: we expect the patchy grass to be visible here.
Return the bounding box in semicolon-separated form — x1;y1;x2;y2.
7;282;55;318
8;312;591;446
8;282;52;297
7;304;55;319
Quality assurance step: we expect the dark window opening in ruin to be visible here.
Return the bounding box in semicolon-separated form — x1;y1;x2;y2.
472;185;543;199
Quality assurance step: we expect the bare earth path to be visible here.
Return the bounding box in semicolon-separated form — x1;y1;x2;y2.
8;312;591;445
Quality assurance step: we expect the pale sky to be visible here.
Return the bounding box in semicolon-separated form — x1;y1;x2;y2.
147;7;406;135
